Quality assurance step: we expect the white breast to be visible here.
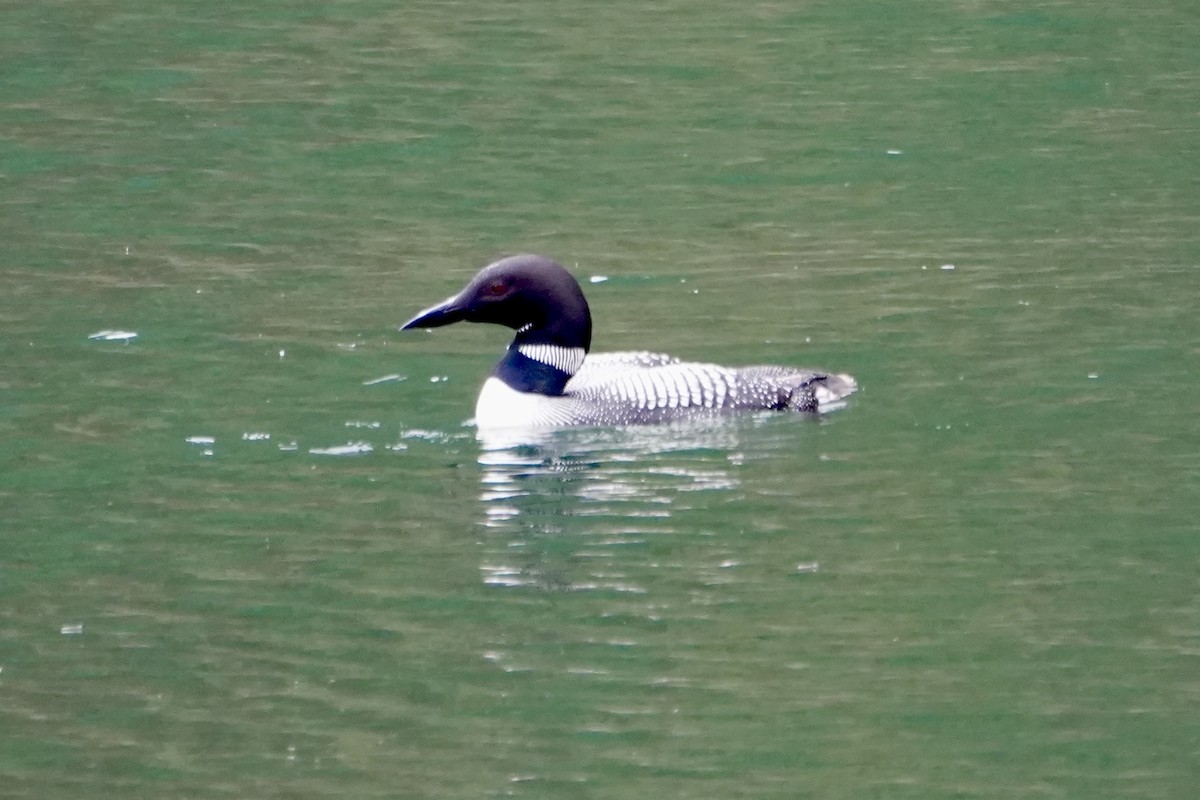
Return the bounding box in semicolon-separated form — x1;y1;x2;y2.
474;376;580;430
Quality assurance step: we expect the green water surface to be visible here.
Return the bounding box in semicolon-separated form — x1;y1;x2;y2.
2;1;1198;798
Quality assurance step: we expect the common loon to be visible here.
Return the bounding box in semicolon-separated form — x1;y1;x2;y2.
400;254;857;429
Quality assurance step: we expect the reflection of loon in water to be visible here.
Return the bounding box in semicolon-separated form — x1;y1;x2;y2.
474;420;770;592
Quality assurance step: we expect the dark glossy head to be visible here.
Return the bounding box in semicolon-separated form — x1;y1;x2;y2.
401;254;593;350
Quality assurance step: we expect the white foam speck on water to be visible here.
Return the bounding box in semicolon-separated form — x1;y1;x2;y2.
185;435;215;445
363;373;406;386
401;428;457;442
308;442;373;456
88;330;138;342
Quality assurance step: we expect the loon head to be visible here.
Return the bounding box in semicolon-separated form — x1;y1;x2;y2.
402;254;594;396
401;254;592;352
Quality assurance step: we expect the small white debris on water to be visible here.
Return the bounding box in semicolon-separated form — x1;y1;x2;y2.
278;349;286;359
344;420;380;429
88;330;138;342
1018;299;1030;306
242;432;270;441
386;443;408;451
940;264;956;271
1088;373;1100;379
886;149;903;155
363;373;406;386
308;442;373;456
430;375;448;383
718;559;740;569
589;275;608;284
795;562;820;574
277;441;299;452
185;435;215;445
401;428;452;442
61;624;84;635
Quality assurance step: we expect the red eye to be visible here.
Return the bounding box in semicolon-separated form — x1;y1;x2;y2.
486;281;506;296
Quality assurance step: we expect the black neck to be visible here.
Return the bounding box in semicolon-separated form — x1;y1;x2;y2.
492;347;572;396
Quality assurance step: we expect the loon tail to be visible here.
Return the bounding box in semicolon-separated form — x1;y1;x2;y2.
735;367;858;413
809;372;858;411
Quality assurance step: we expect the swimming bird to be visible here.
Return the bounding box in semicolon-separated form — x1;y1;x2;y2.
400;254;856;429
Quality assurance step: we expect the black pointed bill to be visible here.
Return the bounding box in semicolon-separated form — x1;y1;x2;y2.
400;295;467;330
